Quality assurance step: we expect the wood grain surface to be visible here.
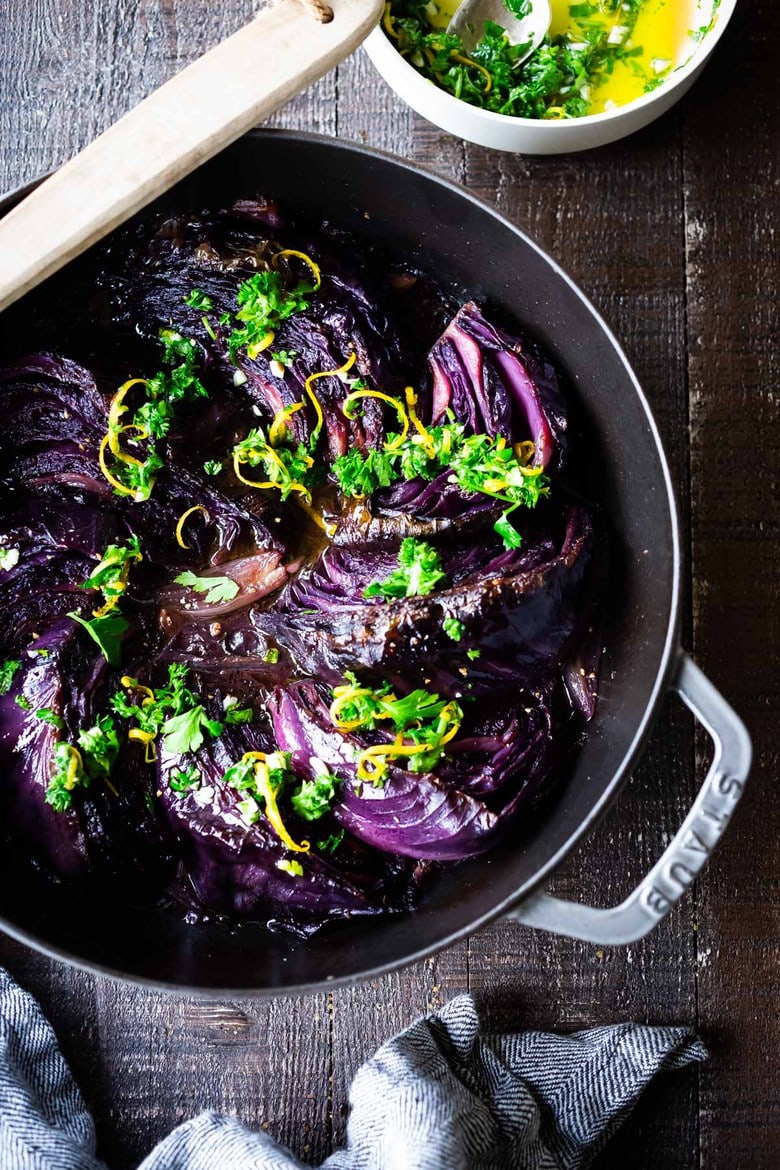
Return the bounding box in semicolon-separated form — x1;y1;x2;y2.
0;1;777;1166
0;0;383;312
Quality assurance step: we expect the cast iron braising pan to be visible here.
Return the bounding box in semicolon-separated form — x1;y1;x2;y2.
0;131;751;994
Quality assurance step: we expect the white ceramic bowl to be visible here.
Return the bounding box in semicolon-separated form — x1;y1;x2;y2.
364;0;738;153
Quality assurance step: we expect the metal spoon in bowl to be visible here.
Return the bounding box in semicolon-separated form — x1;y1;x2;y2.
447;0;551;58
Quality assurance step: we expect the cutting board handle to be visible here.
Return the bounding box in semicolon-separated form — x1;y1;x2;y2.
0;0;383;313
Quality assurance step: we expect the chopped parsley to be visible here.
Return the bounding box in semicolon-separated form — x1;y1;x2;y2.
0;659;21;694
184;288;214;311
330;673;463;783
264;647;280;665
270;349;298;369
104;262;321;506
316;830;345;855
15;694;31;711
68;536;141;666
228;271;313;362
174;570;240;605
170;764;202;793
689;10;719;45
221;755;259;795
467;648;481;661
219;750;340;850
223;698;253;725
45;715;120;812
81;536;142;613
100;322;208;503
76;716;120;779
331;447;396;497
443;617;464;642
111;664;222;758
276;858;304;877
503;0;530;16
221;750;307;848
447;430;548;547
364;538;446;601
138;329;208;440
232;427;318;501
291;769;340;821
333;413;548;549
104;448;164;503
45;743;87;812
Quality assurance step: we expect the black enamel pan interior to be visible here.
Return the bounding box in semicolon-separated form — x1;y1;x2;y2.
0;130;681;993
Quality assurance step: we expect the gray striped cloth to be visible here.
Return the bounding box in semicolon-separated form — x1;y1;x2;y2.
0;965;705;1169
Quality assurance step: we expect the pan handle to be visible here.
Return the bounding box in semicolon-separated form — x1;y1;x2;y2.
506;652;752;945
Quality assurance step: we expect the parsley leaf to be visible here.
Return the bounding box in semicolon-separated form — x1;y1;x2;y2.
316;830;345;855
36;707;65;730
77;716;120;778
185;288;213;311
174;570;240;605
68;610;129;667
224;702;253;725
112;664;222;758
364;538;446;601
203;460;223;477
162;706;223;756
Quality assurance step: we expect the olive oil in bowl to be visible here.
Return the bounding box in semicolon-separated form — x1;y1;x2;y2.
549;0;698;114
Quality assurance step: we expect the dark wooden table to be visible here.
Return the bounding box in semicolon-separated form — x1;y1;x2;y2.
0;2;777;1166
